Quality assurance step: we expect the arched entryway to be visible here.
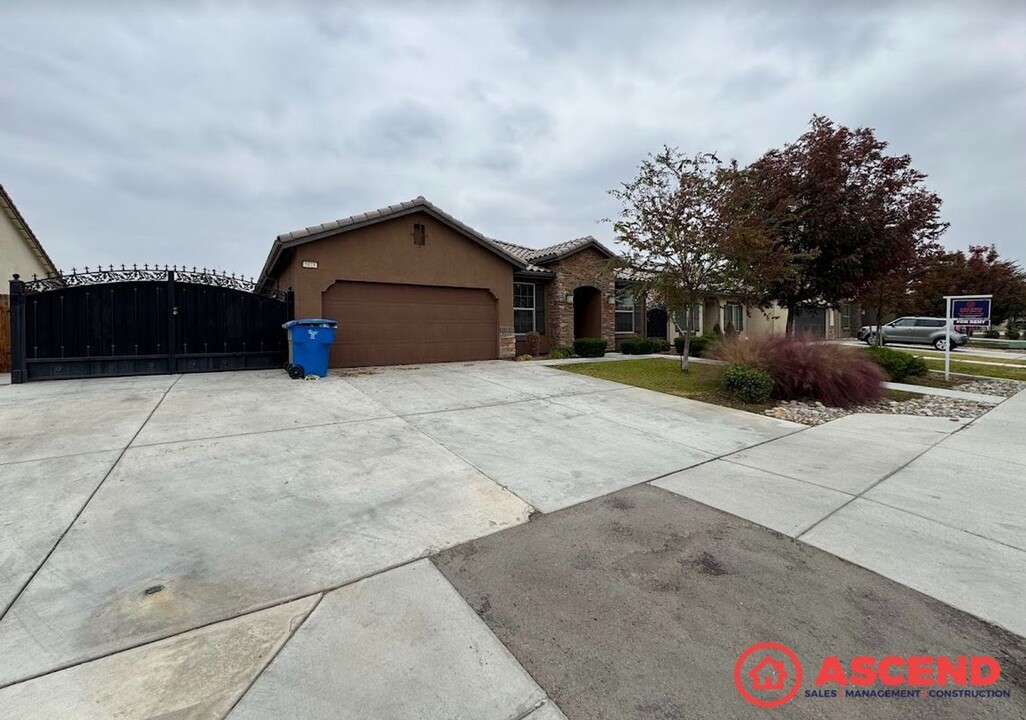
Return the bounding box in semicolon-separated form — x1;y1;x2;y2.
573;286;602;338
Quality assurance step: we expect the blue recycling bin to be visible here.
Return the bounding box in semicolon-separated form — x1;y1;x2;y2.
283;318;337;379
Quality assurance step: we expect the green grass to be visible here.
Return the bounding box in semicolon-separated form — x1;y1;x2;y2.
557;358;775;413
910;348;1026;366
893;374;960;390
921;358;1026;382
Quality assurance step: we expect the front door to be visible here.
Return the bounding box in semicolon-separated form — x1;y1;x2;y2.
646;308;668;339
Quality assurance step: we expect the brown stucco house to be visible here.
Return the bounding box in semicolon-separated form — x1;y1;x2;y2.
257;196;644;368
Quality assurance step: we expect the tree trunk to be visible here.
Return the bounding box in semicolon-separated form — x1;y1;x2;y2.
784;301;797;336
875;297;886;346
678;305;693;372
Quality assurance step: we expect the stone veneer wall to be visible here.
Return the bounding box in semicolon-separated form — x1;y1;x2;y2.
499;327;516;359
545;247;616;349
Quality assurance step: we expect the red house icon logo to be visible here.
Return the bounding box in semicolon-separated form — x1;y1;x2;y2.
749;656;787;691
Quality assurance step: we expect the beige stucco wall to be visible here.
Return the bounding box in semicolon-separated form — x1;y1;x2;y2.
668;298;789;340
0;211;51;286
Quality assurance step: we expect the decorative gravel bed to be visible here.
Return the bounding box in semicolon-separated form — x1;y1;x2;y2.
951;377;1025;397
764;396;997;426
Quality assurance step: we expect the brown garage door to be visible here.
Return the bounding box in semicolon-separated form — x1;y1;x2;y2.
322;281;499;368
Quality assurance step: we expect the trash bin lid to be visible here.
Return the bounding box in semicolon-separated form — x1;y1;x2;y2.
283;318;338;329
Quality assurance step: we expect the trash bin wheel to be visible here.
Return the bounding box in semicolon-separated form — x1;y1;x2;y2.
288;364;305;380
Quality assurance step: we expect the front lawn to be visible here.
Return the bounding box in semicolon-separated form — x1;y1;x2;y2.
921;358;1026;382
557;358;773;413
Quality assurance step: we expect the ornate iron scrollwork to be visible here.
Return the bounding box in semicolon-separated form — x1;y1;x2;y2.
21;264;287;300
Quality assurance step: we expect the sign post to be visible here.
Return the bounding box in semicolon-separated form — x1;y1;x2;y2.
943;294;992;380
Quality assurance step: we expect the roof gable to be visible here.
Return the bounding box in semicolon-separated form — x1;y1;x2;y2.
496;236;616;270
0;184;57;276
259;197;527;282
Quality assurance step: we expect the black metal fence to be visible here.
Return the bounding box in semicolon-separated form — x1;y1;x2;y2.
9;265;293;383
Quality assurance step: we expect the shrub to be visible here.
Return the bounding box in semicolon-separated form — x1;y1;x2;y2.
713;335;885;407
524;331;542;356
514;354;533;362
674;334;714;357
865;345;929;382
1006;328;1021;340
649;338;671;352
620;337;653;354
548;345;576;359
573;337;608;358
723;364;774;404
984;329;1001;339
712;323;723;336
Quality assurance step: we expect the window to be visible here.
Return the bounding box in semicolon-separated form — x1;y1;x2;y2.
891;317;916;327
615;290;635;332
840;304;852;330
413;223;426;246
673;305;702;334
915;318;945;327
514;282;535;334
724;303;744;333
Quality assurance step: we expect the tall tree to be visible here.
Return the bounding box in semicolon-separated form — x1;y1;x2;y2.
609;148;767;370
730;116;947;334
905;245;1026;325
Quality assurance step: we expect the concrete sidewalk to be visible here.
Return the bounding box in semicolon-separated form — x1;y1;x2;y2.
1;363;1021;718
656;395;1026;638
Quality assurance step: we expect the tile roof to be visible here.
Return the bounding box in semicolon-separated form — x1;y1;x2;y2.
496;235;616;272
259;197;620;285
260;196;528;282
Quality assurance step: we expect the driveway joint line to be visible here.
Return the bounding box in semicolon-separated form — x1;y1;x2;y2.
0;549;441;691
390;386;631;420
338;374;541;512
855;495;1026;554
0;374;183;625
128;412;399;449
797;440;939;540
0;447;125;468
218;592;326;720
718;457;859;497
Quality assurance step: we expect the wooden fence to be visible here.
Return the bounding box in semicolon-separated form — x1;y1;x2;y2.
0;295;10;373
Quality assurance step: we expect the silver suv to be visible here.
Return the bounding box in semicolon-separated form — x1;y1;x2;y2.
861;317;968;351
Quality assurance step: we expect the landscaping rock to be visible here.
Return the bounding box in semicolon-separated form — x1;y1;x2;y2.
763;395;998;426
954;377;1024;397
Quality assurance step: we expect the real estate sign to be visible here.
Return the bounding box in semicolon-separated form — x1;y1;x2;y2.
951;298;992;326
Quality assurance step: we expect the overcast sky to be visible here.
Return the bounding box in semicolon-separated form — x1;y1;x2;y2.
2;1;1024;279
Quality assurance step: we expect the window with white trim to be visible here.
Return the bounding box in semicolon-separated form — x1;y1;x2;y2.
615;290;635;333
514;282;535;334
724;303;744;333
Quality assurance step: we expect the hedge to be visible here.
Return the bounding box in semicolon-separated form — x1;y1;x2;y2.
865;345;929;382
723;364;774;404
573;337;608;358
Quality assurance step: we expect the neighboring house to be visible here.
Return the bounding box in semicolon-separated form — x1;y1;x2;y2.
2;184;57;373
662;295;853;341
257;196;644;368
1;184;56;286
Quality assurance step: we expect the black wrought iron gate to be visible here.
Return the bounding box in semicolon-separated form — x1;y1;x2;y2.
8;266;294;383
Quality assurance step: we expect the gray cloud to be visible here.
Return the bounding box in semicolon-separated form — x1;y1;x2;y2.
1;0;1024;278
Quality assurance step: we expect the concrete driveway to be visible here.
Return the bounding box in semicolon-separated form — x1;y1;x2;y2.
0;361;1022;718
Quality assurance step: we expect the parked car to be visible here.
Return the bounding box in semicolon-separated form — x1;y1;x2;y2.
861;317;968;350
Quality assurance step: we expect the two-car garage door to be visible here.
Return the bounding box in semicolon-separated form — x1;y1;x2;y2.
322;281;498;368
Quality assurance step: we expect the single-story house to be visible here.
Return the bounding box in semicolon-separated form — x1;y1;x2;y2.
2;184;58;373
257;196;645;368
1;184;57;286
656;296;854;342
